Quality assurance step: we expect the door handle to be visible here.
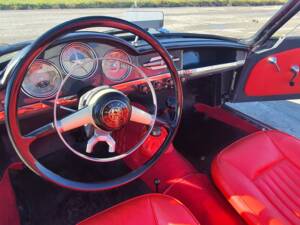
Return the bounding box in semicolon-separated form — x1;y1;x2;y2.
290;65;299;86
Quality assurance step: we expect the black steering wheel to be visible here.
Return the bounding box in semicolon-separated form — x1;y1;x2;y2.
5;16;183;191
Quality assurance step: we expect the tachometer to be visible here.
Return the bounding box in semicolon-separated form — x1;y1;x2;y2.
22;60;62;99
102;49;132;81
60;42;98;79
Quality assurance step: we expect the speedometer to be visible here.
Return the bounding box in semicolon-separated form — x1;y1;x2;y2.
102;49;132;81
60;42;98;79
22;60;62;99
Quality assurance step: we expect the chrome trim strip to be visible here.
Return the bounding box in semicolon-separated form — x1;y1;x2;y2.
185;60;246;79
114;60;246;90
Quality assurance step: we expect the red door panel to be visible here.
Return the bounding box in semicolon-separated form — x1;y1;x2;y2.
232;38;300;102
245;48;300;96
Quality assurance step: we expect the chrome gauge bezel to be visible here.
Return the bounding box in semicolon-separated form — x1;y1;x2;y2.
59;42;98;80
102;49;132;82
21;59;63;100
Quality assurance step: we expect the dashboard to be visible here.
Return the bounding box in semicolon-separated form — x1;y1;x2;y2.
0;32;248;122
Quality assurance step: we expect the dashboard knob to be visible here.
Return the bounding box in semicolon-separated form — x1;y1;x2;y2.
138;84;150;94
165;78;174;88
153;81;163;90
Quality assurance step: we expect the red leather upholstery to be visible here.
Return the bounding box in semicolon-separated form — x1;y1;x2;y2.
164;173;245;225
212;130;300;225
0;163;23;225
77;194;200;225
115;121;244;225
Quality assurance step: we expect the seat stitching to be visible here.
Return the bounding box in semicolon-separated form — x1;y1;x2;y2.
218;131;283;180
214;131;300;225
275;164;300;199
265;132;300;171
267;169;300;209
252;159;284;180
256;179;294;224
213;157;268;223
262;174;297;216
255;178;295;225
148;196;159;225
279;163;300;186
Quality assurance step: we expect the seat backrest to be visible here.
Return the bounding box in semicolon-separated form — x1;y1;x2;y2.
212;130;300;225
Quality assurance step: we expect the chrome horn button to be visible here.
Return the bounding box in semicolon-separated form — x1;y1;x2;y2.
90;88;132;131
101;100;131;130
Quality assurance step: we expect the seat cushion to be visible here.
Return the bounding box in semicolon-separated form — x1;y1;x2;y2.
212;130;300;225
77;194;200;225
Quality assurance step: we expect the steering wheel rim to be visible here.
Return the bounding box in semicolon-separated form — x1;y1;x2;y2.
5;16;183;191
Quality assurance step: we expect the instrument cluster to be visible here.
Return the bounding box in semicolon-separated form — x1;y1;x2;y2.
22;41;133;99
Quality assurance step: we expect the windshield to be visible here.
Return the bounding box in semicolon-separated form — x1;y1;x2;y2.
0;4;285;45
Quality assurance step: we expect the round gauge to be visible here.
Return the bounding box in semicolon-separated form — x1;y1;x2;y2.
102;49;132;81
22;60;62;99
60;42;98;79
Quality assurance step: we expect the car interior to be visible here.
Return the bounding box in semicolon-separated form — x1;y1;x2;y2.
1;1;300;225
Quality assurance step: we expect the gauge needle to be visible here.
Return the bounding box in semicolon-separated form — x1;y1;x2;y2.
74;50;79;61
70;48;79;61
68;49;93;74
69;49;81;64
78;63;89;73
73;59;89;73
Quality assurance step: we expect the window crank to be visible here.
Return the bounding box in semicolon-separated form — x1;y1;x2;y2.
268;56;280;72
289;65;299;87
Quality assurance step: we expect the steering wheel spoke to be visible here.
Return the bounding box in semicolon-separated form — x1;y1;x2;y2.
24;106;92;141
56;106;92;133
130;106;155;126
25;122;56;140
21;135;38;147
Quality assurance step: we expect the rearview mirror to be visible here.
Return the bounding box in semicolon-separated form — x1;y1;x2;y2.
123;11;164;31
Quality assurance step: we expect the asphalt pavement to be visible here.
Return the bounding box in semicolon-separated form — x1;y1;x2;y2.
1;6;300;137
0;6;284;44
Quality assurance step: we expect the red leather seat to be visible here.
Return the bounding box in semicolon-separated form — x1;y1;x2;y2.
212;130;300;225
77;194;200;225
